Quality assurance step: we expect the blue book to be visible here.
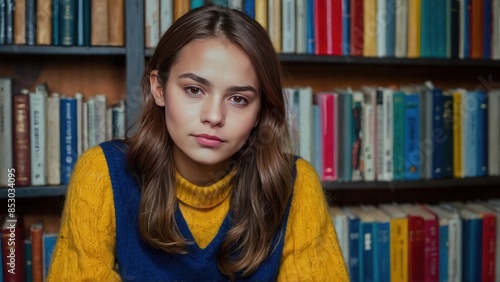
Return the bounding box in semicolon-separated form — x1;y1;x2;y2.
420;0;431;57
374;219;390;282
344;208;360;282
465;92;477;177
404;94;420;180
439;222;449;282
385;0;396;57
26;0;36;45
312;104;322;176
25;240;33;282
306;0;315;54
243;0;255;18
0;0;5;45
451;0;460;58
211;0;228;6
342;0;350;55
431;89;444;179
483;0;492;59
461;211;482;282
60;97;78;185
59;0;77;46
52;0;60;46
43;234;58;279
442;94;453;178
359;221;375;282
476;90;488;176
435;0;447;57
462;0;470;58
191;0;204;9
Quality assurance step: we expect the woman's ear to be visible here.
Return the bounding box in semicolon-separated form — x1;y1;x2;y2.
150;70;165;107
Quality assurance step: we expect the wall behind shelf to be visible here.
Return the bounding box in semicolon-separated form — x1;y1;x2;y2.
0;56;126;105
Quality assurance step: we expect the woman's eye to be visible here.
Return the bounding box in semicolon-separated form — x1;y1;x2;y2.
186;87;203;96
229;96;248;105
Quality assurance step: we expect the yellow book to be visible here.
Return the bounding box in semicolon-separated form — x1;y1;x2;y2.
363;0;377;57
380;204;409;282
255;0;268;31
452;91;462;178
407;0;421;58
14;0;26;44
174;0;190;21
268;0;281;52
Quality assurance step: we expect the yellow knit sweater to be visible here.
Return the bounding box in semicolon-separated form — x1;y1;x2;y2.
48;146;348;281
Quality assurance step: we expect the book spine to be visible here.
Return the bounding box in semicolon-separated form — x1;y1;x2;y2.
52;0;60;45
5;0;13;44
295;0;307;54
452;91;463;177
306;0;314;54
37;0;52;45
60;98;77;185
60;0;76;46
2;216;26;282
408;215;425;282
91;0;109;45
476;91;488;176
383;89;393;180
377;0;387;57
13;0;26;44
82;0;90;45
393;92;405;180
243;0;255;18
342;0;350;56
424;218;440;282
47;93;61;185
298;87;313;163
26;0;36;45
362;0;376;57
351;94;363;181
376;222;391;282
451;0;460;58
77;0;84;45
390;218;409;282
312;104;322;176
348;216;360;282
404;94;420;180
343;93;353;181
255;0;267;30
362;94;375;181
319;94;337;181
488;91;500;176
30;224;43;282
173;0;189;21
432;89;444;179
13;93;31;187
281;0;295;53
160;0;173;35
385;0;396;57
439;224;449;282
0;78;13;187
481;214;496;282
42;234;58;280
268;0;282;53
112;100;125;140
0;0;5;45
108;0;124;46
145;0;160;48
29;91;47;186
465;92;477;177
442;94;454;178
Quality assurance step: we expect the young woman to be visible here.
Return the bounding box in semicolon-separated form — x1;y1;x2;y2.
48;5;348;281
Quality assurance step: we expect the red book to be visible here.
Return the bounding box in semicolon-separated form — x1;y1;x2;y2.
30;222;44;282
2;215;26;282
12;91;31;187
418;205;440;282
471;0;484;58
350;0;363;56
399;205;425;282
316;93;337;181
314;0;342;55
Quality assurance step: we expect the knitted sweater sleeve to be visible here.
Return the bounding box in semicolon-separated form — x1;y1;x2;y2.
277;158;349;281
47;146;120;282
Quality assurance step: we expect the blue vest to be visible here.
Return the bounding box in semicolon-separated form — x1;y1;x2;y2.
100;140;297;281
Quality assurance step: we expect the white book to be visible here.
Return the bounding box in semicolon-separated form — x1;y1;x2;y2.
298;87;312;162
228;0;243;10
426;204;462;282
87;98;97;148
75;93;83;157
82;102;88;152
395;0;408;58
30;86;48;186
106;107;113;141
145;0;160;48
377;0;387;57
281;0;296;53
95;94;107;145
329;206;349;267
112;100;126;139
47;93;60;185
160;0;173;35
488;90;500;176
295;0;307;54
493;0;500;59
361;87;377;181
0;77;13;187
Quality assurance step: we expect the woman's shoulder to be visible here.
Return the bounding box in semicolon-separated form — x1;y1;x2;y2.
293;157;320;184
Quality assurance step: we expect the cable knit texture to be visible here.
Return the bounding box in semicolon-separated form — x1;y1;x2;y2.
48;146;348;281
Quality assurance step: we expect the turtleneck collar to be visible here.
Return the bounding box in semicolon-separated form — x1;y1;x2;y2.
175;169;235;209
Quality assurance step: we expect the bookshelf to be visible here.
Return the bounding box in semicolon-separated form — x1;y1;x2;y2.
1;0;499;205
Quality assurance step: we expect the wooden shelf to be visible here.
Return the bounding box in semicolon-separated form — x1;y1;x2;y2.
0;45;126;56
0;186;67;199
323;176;500;190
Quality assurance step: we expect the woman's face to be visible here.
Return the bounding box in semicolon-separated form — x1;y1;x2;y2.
151;38;261;184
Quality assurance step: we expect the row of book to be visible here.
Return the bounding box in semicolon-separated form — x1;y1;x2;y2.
285;85;500;182
0;216;57;282
0;77;126;188
145;0;500;60
330;201;500;282
0;0;124;47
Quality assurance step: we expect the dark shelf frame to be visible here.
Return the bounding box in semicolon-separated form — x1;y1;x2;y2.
0;186;67;199
0;45;126;55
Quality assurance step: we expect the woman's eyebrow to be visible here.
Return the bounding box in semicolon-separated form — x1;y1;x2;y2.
179;72;257;94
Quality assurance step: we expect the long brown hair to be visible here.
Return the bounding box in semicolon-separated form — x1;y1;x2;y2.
126;5;294;278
